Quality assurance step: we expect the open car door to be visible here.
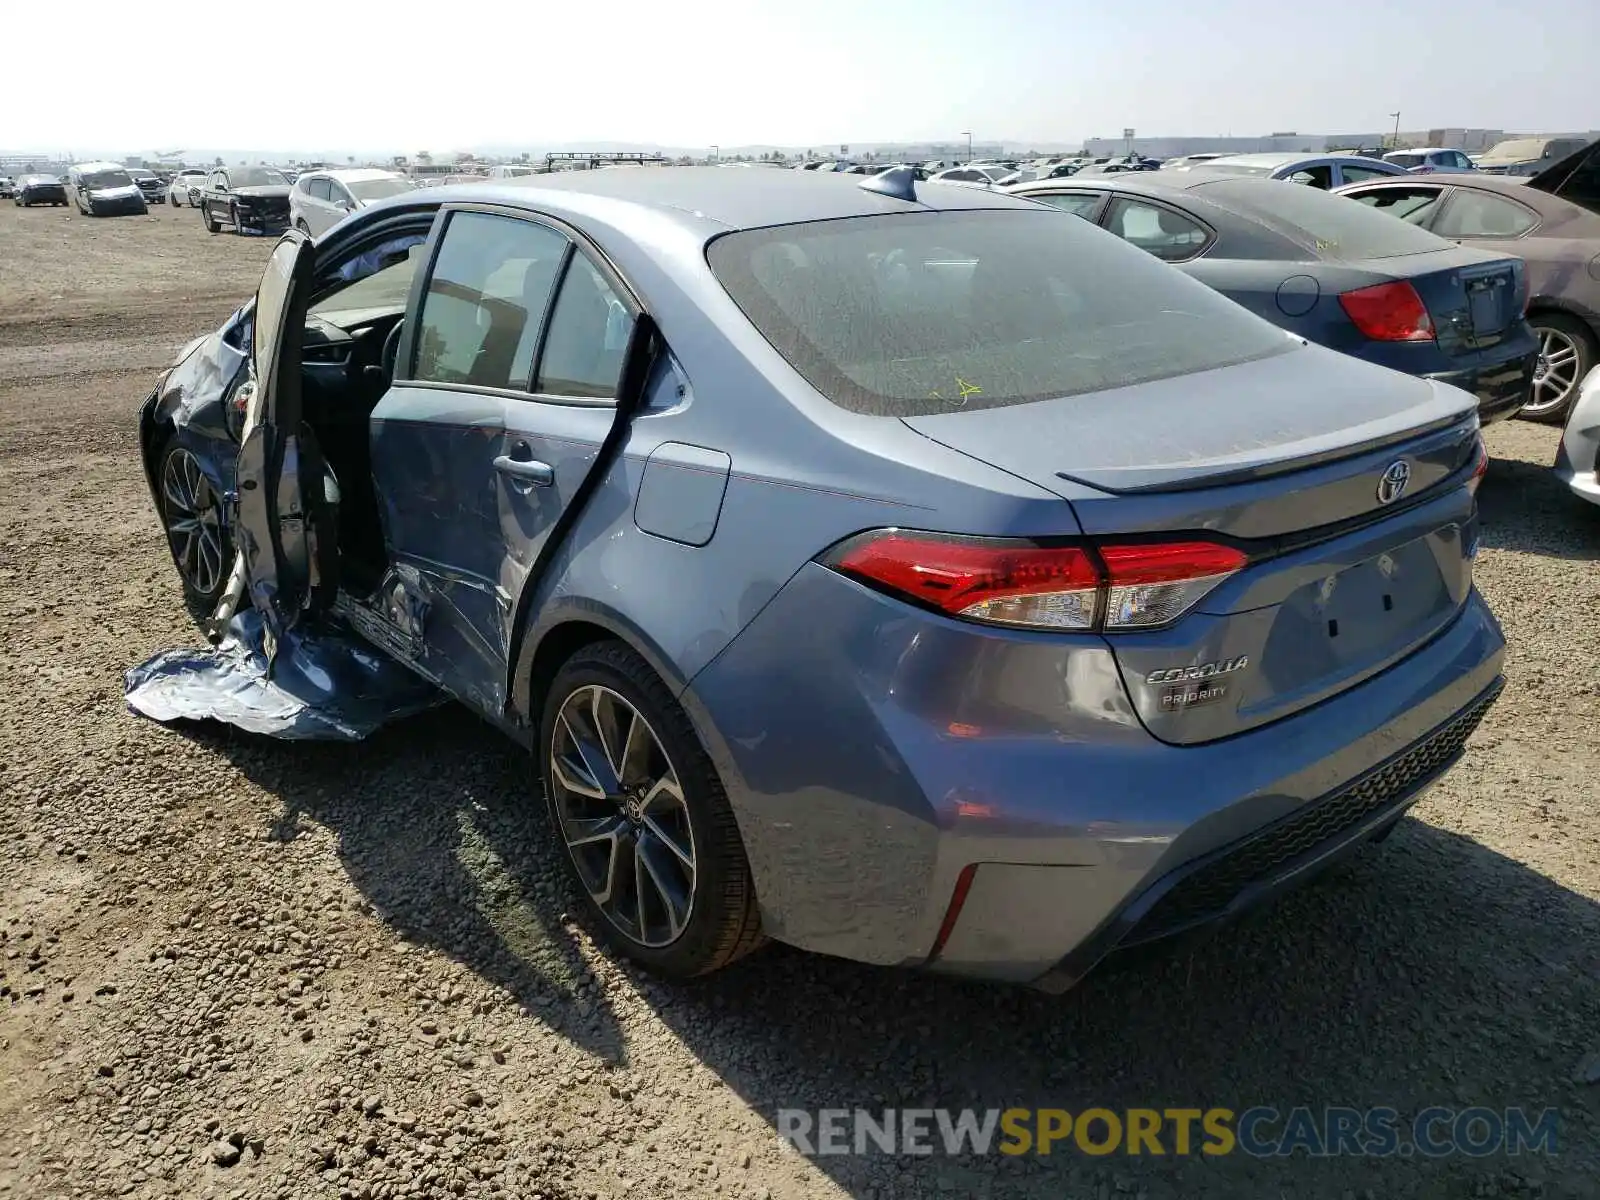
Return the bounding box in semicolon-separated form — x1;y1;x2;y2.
209;230;339;661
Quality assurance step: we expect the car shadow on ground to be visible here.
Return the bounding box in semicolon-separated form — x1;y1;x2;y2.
1478;454;1600;561
189;708;1599;1197
184;705;633;1068
646;821;1600;1197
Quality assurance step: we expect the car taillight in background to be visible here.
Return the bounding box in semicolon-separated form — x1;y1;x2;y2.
824;531;1248;632
1338;281;1435;342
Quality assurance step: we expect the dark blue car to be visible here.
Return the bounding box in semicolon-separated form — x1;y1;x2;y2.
1008;172;1538;424
133;168;1505;988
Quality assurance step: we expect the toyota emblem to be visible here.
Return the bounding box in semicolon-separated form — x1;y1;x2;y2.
1376;460;1411;505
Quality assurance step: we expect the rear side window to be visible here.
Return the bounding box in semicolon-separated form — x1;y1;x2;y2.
413;211;569;390
706;210;1291;417
535;255;635;398
1339;164;1395;184
1190;178;1449;259
1431;192;1538;238
1104;197;1210;261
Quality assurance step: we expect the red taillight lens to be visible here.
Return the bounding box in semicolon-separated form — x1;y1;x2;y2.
1338;281;1435;342
1098;541;1250;628
827;532;1246;632
832;532;1100;629
1468;434;1489;495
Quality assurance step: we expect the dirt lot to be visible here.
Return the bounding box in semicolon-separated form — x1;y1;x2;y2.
1;199;1597;1200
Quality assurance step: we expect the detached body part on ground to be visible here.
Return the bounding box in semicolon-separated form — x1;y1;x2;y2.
130;167;1505;990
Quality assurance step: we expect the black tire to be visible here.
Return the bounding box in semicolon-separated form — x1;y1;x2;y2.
1521;312;1597;426
231;203;246;235
204;203;220;234
170;192;179;207
295;218;310;234
155;434;233;610
539;640;765;979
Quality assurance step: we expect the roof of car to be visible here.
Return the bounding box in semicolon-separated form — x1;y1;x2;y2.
304;168;403;183
424;165;1038;232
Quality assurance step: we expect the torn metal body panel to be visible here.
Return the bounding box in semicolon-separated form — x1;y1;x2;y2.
124;609;443;741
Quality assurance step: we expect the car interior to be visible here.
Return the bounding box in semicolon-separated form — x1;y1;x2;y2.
291;228;431;595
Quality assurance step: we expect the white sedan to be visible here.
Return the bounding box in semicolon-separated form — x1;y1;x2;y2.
1555;366;1600;509
167;170;208;207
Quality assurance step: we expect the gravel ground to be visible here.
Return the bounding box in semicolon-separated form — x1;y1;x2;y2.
1;199;1597;1200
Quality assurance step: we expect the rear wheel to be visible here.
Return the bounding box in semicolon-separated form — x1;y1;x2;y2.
1522;313;1596;424
295;218;310;234
157;438;232;607
539;641;764;979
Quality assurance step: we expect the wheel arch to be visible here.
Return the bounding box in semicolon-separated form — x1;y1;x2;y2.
510;603;689;747
1525;298;1600;341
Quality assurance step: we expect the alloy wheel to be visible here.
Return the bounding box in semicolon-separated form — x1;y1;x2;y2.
548;685;697;948
160;447;226;597
1526;326;1582;416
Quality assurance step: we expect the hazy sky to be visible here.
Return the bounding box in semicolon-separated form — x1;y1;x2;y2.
7;0;1595;153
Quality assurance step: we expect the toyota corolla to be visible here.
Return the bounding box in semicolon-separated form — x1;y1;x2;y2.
130;167;1505;988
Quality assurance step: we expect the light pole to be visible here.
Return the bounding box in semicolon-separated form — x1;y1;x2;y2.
961;131;972;162
1389;112;1401;149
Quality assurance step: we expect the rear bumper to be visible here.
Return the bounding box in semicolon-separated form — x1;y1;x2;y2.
1426;349;1536;425
1032;676;1500;991
1554;366;1600;507
683;562;1506;986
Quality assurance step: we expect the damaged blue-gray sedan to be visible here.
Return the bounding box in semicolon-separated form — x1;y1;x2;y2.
133;167;1506;988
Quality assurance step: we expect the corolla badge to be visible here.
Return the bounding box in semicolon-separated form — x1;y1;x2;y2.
1145;655;1250;686
1376;459;1412;505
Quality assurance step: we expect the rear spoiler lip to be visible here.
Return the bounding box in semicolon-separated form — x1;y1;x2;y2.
1052;409;1477;496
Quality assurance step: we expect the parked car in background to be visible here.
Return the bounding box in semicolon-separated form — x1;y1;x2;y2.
134;167;1503;988
1007;171;1537;424
67;162;148;216
199;166;291;235
1337;139;1600;423
487;164;540;179
290;168;417;236
996;163;1080;185
926;163;1012;187
168;169;208;207
1179;153;1408;189
1554;365;1600;509
14;174;69;206
0;176;14;198
128;168;166;206
1475;136;1589;177
1382;148;1477;175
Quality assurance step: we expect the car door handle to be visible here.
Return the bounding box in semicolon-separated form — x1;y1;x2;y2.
493;455;554;486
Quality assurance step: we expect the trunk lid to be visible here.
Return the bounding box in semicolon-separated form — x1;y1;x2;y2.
904;343;1482;744
1356;247;1526;356
1523;137;1600;215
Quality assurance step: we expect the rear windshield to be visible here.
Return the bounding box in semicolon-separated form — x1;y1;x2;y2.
1187;178;1449;259
706;210;1292;417
1482;139;1546;162
1385;153;1424;168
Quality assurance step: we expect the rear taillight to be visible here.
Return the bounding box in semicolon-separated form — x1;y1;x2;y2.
1339;281;1435;342
1099;541;1250;628
826;531;1247;632
1468;434;1489;496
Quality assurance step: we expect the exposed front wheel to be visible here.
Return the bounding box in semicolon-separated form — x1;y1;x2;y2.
540;641;764;979
204;205;220;234
157;439;232;607
1522;314;1596;425
295;218;310;234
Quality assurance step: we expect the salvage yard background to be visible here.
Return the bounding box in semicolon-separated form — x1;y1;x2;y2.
1;201;1597;1200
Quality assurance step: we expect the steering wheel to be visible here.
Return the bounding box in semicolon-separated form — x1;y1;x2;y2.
380;319;405;384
